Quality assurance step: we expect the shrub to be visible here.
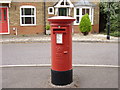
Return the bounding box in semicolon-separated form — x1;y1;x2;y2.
110;31;120;37
79;14;92;33
46;24;50;30
100;2;119;33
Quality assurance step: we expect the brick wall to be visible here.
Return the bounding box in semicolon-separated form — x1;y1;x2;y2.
7;1;99;35
45;2;55;24
9;2;45;35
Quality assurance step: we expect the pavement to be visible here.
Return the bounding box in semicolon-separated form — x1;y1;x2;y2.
0;33;119;43
2;67;118;88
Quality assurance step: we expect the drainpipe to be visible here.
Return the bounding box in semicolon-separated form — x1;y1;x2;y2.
44;0;46;35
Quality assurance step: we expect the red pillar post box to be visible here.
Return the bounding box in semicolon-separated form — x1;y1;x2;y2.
48;16;75;86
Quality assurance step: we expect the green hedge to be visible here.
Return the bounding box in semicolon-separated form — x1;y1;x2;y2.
110;31;120;37
100;2;119;37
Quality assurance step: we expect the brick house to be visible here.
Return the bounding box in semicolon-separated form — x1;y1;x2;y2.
0;0;99;35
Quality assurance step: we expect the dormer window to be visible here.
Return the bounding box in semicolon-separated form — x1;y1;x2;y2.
54;0;74;16
58;8;67;16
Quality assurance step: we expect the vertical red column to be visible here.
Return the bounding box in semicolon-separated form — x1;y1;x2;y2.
48;16;75;86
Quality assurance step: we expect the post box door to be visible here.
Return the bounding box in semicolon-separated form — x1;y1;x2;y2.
52;27;72;71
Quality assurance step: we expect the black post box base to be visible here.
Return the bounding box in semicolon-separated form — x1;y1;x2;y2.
51;69;73;86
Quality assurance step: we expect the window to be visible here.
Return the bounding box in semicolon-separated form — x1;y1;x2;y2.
75;8;80;23
82;8;89;15
74;7;94;25
66;2;70;5
48;7;54;14
54;0;74;16
58;8;68;16
20;6;36;26
61;1;64;5
76;17;79;23
76;8;79;15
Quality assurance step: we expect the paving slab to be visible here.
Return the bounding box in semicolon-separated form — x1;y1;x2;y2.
2;67;118;88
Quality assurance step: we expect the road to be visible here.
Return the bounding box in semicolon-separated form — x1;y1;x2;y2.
1;42;118;65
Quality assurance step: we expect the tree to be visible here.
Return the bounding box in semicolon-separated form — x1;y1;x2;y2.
100;2;120;36
79;14;92;35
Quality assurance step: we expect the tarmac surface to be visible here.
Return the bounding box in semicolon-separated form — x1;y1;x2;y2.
2;42;118;65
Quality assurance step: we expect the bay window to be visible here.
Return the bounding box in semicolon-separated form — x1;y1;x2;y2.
74;7;94;25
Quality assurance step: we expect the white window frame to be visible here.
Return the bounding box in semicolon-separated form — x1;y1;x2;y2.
20;5;36;26
48;7;54;14
74;6;94;25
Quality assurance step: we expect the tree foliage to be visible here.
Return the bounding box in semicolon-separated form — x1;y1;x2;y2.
100;2;120;33
79;14;92;33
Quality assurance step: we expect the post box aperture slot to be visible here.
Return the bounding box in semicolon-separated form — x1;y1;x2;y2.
53;29;66;34
53;29;65;31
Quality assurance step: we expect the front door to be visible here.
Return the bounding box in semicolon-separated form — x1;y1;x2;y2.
0;7;9;34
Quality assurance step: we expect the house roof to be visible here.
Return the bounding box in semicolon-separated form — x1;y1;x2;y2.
53;0;59;6
0;0;12;3
74;0;96;7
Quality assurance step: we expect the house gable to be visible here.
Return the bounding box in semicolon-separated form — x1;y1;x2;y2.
54;0;74;8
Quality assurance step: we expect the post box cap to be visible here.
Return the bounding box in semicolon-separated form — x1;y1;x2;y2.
48;16;75;20
48;16;75;23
